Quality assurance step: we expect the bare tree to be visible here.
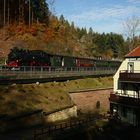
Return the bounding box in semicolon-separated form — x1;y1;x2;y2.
47;0;55;14
123;15;140;50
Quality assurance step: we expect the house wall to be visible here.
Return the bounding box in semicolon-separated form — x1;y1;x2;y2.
112;57;140;126
113;58;128;92
114;58;140;96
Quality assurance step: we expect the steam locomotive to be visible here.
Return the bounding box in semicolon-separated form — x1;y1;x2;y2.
6;48;121;70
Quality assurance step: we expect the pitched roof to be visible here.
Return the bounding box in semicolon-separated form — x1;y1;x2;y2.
125;45;140;58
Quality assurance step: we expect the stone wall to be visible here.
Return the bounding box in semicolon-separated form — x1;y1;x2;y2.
0;106;77;132
70;89;112;113
44;106;77;123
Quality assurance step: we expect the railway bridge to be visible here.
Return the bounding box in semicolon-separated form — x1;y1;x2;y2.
0;66;116;84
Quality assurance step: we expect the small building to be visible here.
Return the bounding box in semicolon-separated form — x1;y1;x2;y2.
109;45;140;126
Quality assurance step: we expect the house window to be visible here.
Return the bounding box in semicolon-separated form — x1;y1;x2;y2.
122;83;127;95
127;62;134;73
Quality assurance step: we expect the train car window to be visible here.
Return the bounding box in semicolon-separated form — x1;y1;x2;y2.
61;57;64;67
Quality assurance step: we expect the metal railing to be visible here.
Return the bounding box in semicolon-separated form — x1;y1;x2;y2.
120;70;140;73
119;70;140;82
109;93;140;107
0;66;117;81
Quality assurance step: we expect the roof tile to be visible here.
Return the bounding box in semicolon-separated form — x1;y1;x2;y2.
125;45;140;58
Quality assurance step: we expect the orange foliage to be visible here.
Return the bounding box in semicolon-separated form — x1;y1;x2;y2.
16;24;27;35
1;16;87;57
28;26;37;36
44;27;55;42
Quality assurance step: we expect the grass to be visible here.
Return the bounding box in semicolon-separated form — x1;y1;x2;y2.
62;76;113;92
0;77;113;116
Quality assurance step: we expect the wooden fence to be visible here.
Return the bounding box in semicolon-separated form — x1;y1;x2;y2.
34;115;103;140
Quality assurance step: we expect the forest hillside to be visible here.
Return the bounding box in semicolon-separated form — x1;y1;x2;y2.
0;0;140;63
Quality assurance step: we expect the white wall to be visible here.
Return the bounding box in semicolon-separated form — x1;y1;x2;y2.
113;59;128;92
113;57;140;96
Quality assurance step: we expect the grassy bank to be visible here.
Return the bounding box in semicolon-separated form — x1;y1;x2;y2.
0;77;113;116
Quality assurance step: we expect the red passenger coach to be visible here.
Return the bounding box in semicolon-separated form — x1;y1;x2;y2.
76;58;95;67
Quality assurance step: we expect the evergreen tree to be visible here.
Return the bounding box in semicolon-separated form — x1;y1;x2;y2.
0;0;50;27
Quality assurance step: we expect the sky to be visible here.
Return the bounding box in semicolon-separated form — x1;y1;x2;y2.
52;0;140;34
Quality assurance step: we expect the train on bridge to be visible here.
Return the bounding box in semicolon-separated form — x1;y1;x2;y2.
0;48;122;84
6;48;121;71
